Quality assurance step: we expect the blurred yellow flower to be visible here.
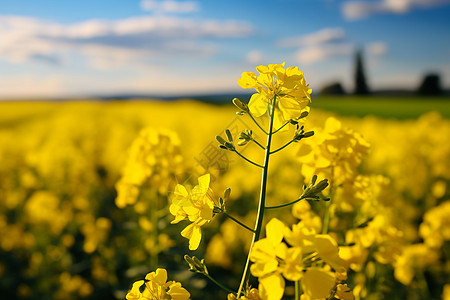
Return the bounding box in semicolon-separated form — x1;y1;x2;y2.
297;117;369;184
115;128;183;208
335;283;354;300
394;243;439;285
419;200;450;249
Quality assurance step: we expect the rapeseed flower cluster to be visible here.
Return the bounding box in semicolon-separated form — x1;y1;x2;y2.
237;62;311;129
126;268;190;300
249;218;348;300
116;128;183;208
169;174;215;250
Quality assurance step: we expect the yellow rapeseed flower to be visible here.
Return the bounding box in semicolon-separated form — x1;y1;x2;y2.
237;63;311;130
126;268;190;300
250;218;348;300
169;174;215;250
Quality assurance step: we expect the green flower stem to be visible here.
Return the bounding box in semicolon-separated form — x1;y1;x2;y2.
251;139;266;150
237;96;277;297
272;121;290;134
270;139;295;155
417;269;431;300
150;189;159;270
233;150;264;168
295;280;302;300
248;112;269;135
205;273;236;294
321;167;334;234
265;195;305;209
222;211;255;233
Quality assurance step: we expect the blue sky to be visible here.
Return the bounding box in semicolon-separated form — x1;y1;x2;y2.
1;0;449;98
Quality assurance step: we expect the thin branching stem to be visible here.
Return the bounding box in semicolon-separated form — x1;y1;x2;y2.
270;139;295;154
205;273;236;294
295;280;302;300
322;167;334;234
272;121;290;134
237;96;277;297
223;211;255;233
248;112;269;135
233;150;264;168
265;195;305;209
251;139;266;150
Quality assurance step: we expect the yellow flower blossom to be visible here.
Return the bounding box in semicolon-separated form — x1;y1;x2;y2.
126;268;190;300
228;288;263;300
394;243;439;285
237;63;311;130
297;117;369;184
116;128;183;208
250;218;347;300
419;200;450;249
301;267;336;299
169;174;215;250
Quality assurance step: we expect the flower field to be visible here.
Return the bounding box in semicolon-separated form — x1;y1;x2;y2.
0;95;449;299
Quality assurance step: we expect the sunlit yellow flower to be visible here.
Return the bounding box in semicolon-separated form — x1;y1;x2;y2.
250;219;346;300
169;174;215;250
237;63;311;130
297;117;369;184
126;268;190;300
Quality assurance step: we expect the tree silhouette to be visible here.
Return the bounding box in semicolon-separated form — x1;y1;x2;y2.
417;73;443;95
354;49;369;95
320;82;346;95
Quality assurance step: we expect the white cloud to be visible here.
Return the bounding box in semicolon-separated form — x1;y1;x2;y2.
277;28;353;65
246;50;263;64
140;0;200;14
367;41;388;56
294;44;354;64
0;75;65;98
277;28;346;48
0;15;254;68
342;0;450;20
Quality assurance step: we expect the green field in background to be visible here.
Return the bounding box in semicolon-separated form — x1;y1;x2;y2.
310;96;450;119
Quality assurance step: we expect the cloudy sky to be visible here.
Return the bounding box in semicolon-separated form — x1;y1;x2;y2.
1;0;449;98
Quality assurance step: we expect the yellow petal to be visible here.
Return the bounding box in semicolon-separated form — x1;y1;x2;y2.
153;268;168;286
181;223;202;250
314;234;347;270
302;268;335;299
259;273;285;300
167;282;190;300
238;72;258;89
197;174;210;194
249;93;269;117
266;218;286;246
126;280;144;300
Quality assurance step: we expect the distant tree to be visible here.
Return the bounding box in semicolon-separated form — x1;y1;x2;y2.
320;82;346;95
354;50;369;95
417;73;443;95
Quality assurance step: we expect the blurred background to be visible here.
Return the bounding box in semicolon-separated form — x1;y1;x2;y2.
1;1;450;300
1;0;450;99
